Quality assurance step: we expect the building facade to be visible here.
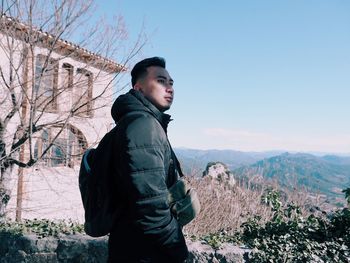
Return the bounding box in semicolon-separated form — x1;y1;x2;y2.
0;15;123;221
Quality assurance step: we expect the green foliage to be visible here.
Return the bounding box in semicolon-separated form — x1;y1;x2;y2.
198;187;350;262
0;218;84;238
202;229;240;249
261;188;284;223
241;190;350;262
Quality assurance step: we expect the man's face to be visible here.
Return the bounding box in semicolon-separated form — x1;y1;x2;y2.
134;66;174;112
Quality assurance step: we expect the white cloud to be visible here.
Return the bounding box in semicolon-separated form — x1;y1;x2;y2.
201;128;350;153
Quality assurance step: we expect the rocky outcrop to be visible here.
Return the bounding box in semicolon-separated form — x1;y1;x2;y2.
203;162;235;188
187;241;250;263
0;232;251;263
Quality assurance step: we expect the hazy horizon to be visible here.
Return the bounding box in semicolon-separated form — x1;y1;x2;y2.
174;146;350;157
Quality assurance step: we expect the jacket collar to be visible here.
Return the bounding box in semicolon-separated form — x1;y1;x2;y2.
129;89;172;131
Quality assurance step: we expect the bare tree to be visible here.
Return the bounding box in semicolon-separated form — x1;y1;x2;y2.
0;0;146;219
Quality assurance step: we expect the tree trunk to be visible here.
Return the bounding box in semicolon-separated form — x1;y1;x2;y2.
0;164;13;221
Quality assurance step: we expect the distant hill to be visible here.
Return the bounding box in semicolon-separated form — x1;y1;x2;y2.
232;152;350;200
321;155;350;166
174;148;282;176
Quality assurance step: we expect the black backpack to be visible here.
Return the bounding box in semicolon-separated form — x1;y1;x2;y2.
78;127;120;237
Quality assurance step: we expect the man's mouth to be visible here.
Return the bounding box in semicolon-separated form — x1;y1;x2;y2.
165;97;173;102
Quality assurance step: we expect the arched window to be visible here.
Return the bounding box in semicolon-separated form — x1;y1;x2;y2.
34;125;87;167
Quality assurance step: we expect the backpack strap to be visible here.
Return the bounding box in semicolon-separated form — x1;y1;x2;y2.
83;149;94;174
174;151;184;178
168;144;184;178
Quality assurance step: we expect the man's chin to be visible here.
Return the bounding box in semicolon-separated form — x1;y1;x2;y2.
160;104;171;112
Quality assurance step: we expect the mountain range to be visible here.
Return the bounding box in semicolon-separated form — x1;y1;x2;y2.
174;148;282;175
175;148;350;203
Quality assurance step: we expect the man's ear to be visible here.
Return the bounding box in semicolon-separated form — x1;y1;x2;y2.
134;84;145;95
133;83;142;91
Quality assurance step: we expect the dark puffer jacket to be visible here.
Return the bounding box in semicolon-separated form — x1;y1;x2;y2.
107;89;188;262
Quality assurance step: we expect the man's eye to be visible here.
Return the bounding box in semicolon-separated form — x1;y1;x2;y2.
157;79;165;84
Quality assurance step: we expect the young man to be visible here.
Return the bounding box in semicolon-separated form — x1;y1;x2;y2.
108;57;189;262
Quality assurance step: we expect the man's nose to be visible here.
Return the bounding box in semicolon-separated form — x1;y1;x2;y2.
166;85;174;94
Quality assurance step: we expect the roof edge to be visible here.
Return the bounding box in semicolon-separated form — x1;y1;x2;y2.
0;14;127;73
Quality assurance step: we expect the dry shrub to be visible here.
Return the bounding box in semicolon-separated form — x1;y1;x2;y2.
183;176;272;237
183;175;328;238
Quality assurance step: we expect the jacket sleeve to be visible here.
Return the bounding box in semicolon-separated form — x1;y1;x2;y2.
119;115;188;261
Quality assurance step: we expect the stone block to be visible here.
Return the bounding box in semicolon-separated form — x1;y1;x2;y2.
0;232;13;255
56;234;107;263
87;237;108;262
187;240;217;263
0;250;27;263
27;253;58;263
215;244;250;263
12;234;39;253
35;237;58;253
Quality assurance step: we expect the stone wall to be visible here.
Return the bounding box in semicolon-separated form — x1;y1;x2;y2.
0;232;251;263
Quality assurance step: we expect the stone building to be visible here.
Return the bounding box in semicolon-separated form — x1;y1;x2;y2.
0;15;123;221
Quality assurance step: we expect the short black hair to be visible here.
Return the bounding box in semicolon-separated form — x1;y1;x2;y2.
131;57;166;87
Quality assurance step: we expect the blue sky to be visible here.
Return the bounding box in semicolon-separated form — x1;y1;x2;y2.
97;0;350;153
